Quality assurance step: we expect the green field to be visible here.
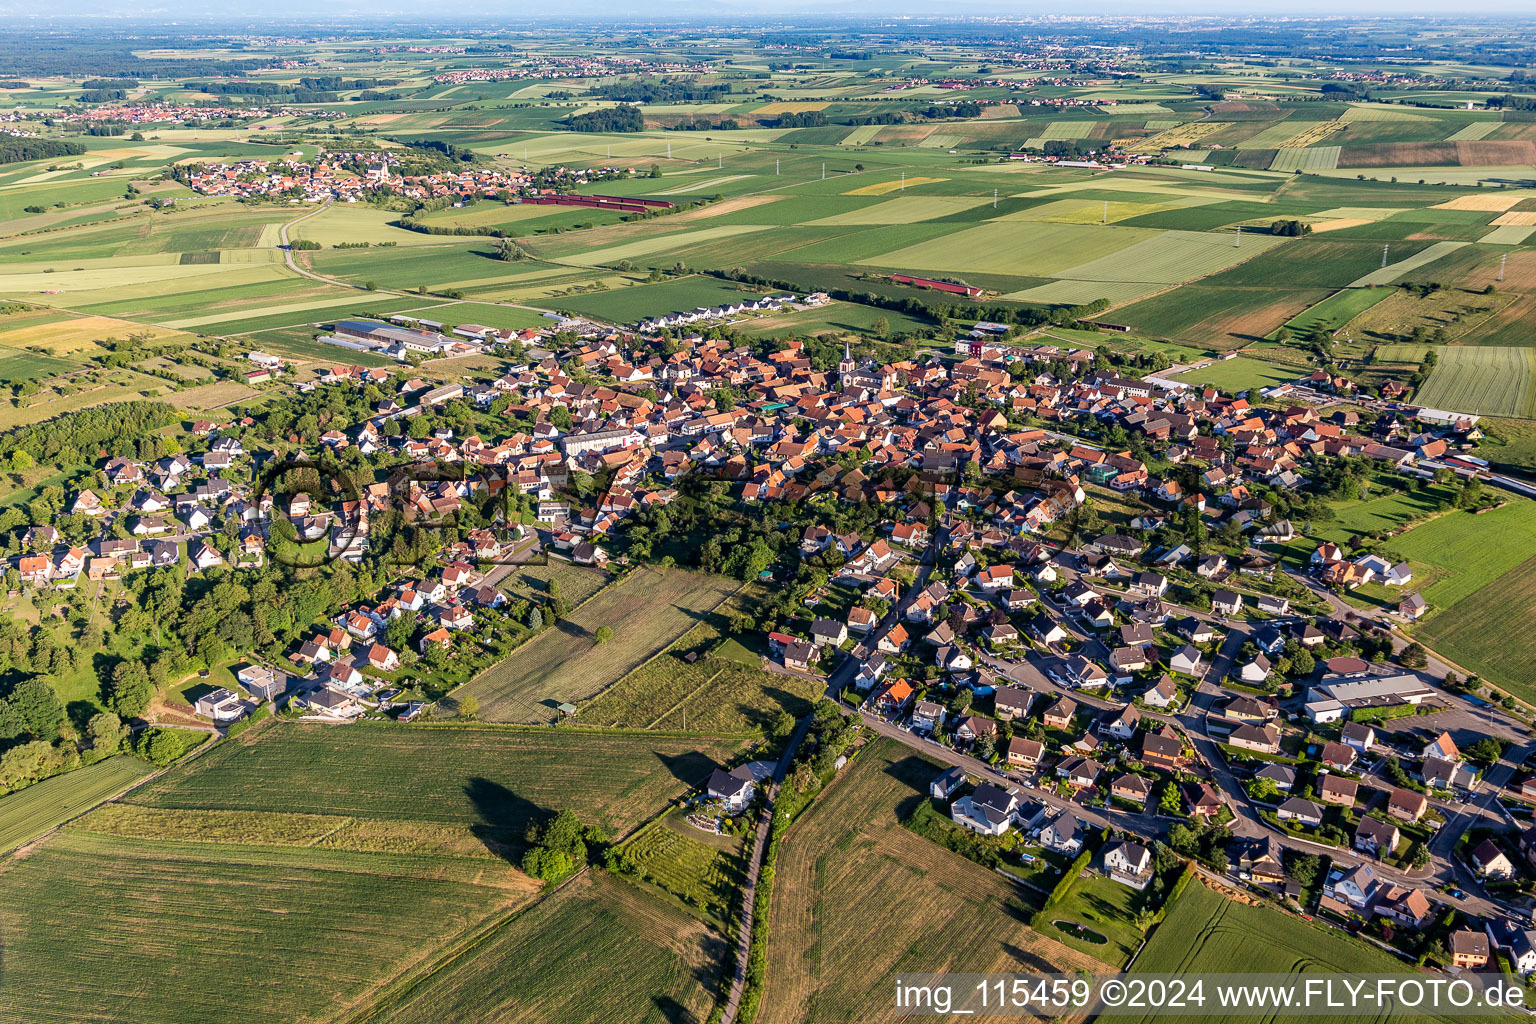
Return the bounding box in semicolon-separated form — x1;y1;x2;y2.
0;755;155;853
1392;500;1536;611
553;275;772;323
1169;354;1300;393
579;587;820;734
760;738;1110;1024
125;721;743;849
1419;553;1536;698
365;872;725;1024
462;567;740;723
1413;345;1536;418
0;829;535;1024
1127;880;1457;1024
1279;286;1395;336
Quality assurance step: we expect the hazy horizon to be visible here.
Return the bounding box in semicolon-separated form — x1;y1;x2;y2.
2;3;1536;22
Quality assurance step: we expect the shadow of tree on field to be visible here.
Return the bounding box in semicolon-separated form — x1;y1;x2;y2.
464;775;545;863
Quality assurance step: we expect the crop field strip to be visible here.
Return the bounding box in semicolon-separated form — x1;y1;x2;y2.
125;720;745;846
361;872;725;1024
1348;240;1469;287
0;829;535;1024
461;567;741;723
0;755;155;853
1413;345;1536;419
1127;880;1459;1024
760;738;1110;1024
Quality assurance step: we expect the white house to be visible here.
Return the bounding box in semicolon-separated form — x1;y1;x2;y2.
1104;840;1154;890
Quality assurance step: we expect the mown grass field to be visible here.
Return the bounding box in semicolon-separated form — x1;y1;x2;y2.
1127;880;1457;1024
0;755;154;853
760;738;1111;1024
1418;552;1536;700
1390;499;1536;611
463;567;740;723
0;829;533;1024
125;721;743;848
1169;354;1300;393
365;872;726;1024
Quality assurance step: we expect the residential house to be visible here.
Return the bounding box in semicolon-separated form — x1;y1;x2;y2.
1043;696;1077;730
1450;929;1490;969
1388;788;1428;823
1473;839;1517;880
1038;810;1084;855
707;765;758;812
1319;774;1358;807
952;783;1026;836
1355;815;1400;857
1104;840;1154;890
1277;797;1324;827
193;687;246;722
930;766;968;800
1183;782;1223;819
1110;773;1152;808
1169;645;1203;677
1140;732;1185;772
1005;737;1044;769
992;685;1036;721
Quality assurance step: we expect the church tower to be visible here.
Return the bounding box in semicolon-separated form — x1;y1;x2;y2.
838;340;856;390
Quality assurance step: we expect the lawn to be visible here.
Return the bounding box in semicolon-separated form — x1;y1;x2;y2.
760;737;1111;1024
462;566;740;723
0;829;533;1024
1035;871;1153;968
364;872;726;1024
1168;354;1301;393
124;720;744;851
0;755;154;853
1126;879;1458;1024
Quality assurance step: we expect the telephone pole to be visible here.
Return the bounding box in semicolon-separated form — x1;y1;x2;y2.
900;171;905;191
1103;200;1108;225
1499;253;1508;281
993;188;997;208
776;158;779;175
822;163;825;180
1382;244;1390;269
1234;224;1241;247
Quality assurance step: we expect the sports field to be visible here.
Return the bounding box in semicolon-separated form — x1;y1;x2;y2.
462;567;741;723
1413;346;1536;418
0;755;154;853
760;738;1111;1024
